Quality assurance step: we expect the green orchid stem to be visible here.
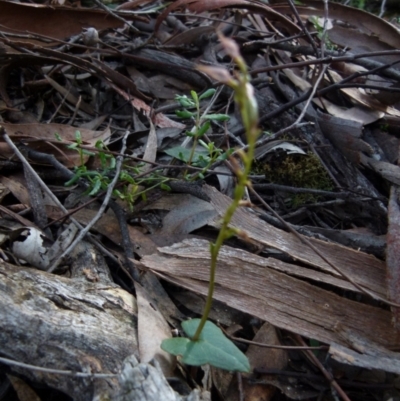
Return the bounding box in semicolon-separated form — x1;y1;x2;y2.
192;47;260;341
191;129;258;341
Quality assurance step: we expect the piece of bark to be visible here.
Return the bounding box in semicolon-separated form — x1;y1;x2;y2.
203;185;386;297
329;343;400;374
115;355;207;401
0;260;138;401
69;239;114;284
139;239;400;351
386;185;400;329
129;48;209;89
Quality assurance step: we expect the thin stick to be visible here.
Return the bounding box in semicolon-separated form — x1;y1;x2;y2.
0;356;117;378
294;334;352;401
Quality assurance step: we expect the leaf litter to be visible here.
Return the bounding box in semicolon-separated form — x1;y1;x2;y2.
1;0;400;400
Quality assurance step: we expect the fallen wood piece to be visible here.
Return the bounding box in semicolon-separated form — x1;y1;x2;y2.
203;184;386;297
386;186;400;329
0;259;138;401
139;239;400;356
116;355;206;401
329;343;400;374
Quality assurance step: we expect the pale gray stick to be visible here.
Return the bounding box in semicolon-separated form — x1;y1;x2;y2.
0;356;117;378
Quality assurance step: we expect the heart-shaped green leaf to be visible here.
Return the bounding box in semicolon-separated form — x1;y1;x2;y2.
161;319;250;372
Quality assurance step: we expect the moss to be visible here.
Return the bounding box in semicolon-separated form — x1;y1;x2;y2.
259;152;333;206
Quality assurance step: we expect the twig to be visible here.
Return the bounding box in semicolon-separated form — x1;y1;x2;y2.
293;334;352;401
287;0;319;56
222;329;328;350
260;63;328;140
320;0;329;59
91;0;139;33
379;0;387;17
0;356;117;379
260;44;400;81
252;183;376;199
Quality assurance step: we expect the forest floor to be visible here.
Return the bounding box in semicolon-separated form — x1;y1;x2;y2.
0;0;400;400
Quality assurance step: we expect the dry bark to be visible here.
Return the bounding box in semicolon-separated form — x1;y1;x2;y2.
0;246;138;400
116;355;206;401
139;238;400;350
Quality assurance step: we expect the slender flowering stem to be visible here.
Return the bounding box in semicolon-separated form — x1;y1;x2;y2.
193;34;261;341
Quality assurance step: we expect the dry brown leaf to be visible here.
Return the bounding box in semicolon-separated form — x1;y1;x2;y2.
0;122;111;168
226;323;288;401
0;175;32;206
46;206;158;257
91;59;151;102
340;87;400;117
112;84;186;129
142;120;158;173
149;75;193;99
0;2;124;44
135;282;176;377
155;0;299;37
7;375;41;401
314;101;384;125
44;75;95;116
151;194;218;246
316;112;373;164
271;0;400;50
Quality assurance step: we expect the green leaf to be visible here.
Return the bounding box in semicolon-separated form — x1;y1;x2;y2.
109;157;116;169
176;110;195;119
204;114;230;122
82;149;96;156
88;178;102;196
64;170;83;186
99;152;106;166
165;146;208;163
75;130;82;143
190;90;199;104
95;140;105;149
196;121;211;137
176;95;195;108
161;319;250;372
217;151;230;161
164;146;192;162
199;139;212;151
199;88;216;100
